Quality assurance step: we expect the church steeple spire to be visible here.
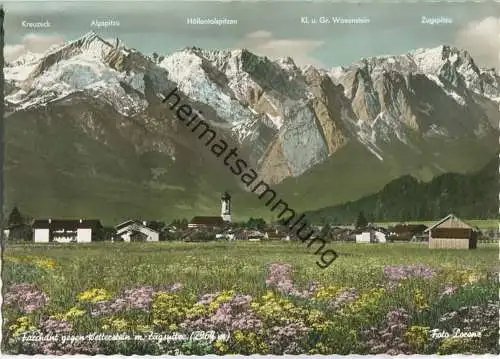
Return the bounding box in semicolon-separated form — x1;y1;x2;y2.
221;192;231;222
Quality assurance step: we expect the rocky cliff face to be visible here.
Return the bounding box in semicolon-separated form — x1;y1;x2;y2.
4;33;500;219
158;43;498;183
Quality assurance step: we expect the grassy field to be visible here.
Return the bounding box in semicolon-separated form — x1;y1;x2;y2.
2;241;499;355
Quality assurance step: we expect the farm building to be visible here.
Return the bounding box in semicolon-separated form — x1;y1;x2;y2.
188;216;225;229
425;214;478;249
389;224;428;240
355;230;387;243
32;219;103;243
267;229;291;241
115;220;160;242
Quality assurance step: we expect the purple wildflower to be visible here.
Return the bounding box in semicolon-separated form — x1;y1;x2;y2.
196;293;219;305
181;293;262;332
39;317;73;334
360;308;411;355
268;320;309;354
383;264;437;282
328;288;358;310
437;301;499;332
265;262;316;299
5;283;48;313
439;284;458;298
90;284;175;316
121;285;155;309
12;316;101;355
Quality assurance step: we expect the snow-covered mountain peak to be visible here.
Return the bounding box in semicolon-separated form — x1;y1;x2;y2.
4;32;151;116
340;45;480;78
410;45;479;74
329;45;499;101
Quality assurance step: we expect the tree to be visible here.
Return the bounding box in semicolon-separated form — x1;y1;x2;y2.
170;218;188;229
148;221;165;231
7;206;24;227
355;211;368;229
246;217;266;230
93;227;116;241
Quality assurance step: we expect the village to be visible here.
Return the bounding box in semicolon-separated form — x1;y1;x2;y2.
3;192;497;249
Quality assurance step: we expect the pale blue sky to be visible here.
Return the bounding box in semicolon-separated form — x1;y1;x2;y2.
3;1;499;69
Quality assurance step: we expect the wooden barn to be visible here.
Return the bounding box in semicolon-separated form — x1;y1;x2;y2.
425;214;478;249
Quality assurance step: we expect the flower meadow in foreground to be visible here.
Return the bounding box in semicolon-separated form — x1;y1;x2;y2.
2;260;498;355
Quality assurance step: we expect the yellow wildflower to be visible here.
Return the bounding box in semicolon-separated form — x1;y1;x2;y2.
64;306;86;319
313;285;342;299
207;290;235;311
5;255;56;270
343;288;386;315
9;316;37;337
437;337;466;354
77;288;112;303
232;330;268;353
185;303;207;318
306;309;325;326
405;325;429;351
413;289;429;310
309;342;330;354
101;317;129;330
152;292;189;327
50;306;86;321
111;318;128;330
32;257;56;270
214;340;229;353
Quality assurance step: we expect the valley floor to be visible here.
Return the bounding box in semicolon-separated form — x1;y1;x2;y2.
2;242;499;355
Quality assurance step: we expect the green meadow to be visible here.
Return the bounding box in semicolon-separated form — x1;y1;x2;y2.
2;241;498;355
3;241;498;302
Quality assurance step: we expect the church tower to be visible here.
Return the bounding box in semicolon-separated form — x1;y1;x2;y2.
221;191;231;222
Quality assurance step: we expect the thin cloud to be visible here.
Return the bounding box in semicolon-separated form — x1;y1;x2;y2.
4;34;65;62
456;17;500;71
236;31;326;68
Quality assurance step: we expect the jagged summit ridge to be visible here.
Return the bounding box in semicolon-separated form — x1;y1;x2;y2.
4;34;499;186
5;32;150;115
330;45;499;102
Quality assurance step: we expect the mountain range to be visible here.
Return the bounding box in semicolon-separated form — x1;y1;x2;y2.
4;32;500;224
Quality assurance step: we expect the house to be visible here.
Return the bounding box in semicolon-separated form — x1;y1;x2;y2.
32;219;103;243
231;229;265;241
374;230;387;243
425;214;478;249
355;232;371;243
216;231;235;241
188;216;225;229
389;224;428;240
355;230;387;243
267;229;291;241
115;220;160;242
247;230;266;241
